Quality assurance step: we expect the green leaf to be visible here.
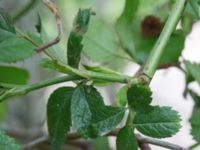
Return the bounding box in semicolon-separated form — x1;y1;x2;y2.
47;87;75;149
134;31;185;65
0;9;16;42
41;22;67;64
133;106;181;138
115;0;139;58
0;128;20;150
91;106;125;136
184;61;200;85
190;108;200;142
116;126;138;150
67;9;91;68
117;86;128;107
122;0;140;23
82;17;118;62
0;103;6;121
127;84;152;112
92;137;110;150
0;9;35;63
0;66;29;84
189;90;200;107
0;36;35;63
115;17;135;59
71;85;125;138
71;85;103;138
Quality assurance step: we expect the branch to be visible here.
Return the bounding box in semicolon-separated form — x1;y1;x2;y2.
21;129;187;150
13;0;38;22
35;0;62;52
0;71;139;101
143;0;186;78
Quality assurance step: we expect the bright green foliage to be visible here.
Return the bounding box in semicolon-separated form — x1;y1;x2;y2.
47;87;75;149
184;61;200;85
67;9;91;68
190;108;200;142
40;23;67;64
122;0;140;23
127;84;152;112
0;66;29;84
0;37;35;63
133;106;181;138
0;8;15;42
0;10;35;63
115;0;139;59
134;31;185;65
82;17;118;62
71;84;125;138
0;128;20;150
117;86;128;107
116;126;138;150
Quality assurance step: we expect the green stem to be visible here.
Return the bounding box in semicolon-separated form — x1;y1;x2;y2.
13;0;38;22
189;143;200;150
0;72;139;101
143;0;186;78
25;75;81;92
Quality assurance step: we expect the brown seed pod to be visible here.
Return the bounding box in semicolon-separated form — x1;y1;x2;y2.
141;15;163;38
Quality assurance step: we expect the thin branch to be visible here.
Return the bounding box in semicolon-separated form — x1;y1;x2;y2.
21;129;187;150
13;0;38;22
136;134;188;150
35;0;62;52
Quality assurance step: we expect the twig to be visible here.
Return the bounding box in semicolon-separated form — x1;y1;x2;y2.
136;134;188;150
35;0;62;52
13;0;38;22
21;129;187;150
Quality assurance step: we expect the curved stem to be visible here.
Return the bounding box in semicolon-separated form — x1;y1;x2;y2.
143;0;186;78
13;0;38;22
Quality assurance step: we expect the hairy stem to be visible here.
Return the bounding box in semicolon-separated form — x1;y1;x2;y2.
143;0;186;78
13;0;38;22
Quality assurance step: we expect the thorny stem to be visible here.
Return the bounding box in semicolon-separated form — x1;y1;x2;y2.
143;0;187;78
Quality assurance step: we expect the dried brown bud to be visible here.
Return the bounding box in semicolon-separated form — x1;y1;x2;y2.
141;15;163;38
